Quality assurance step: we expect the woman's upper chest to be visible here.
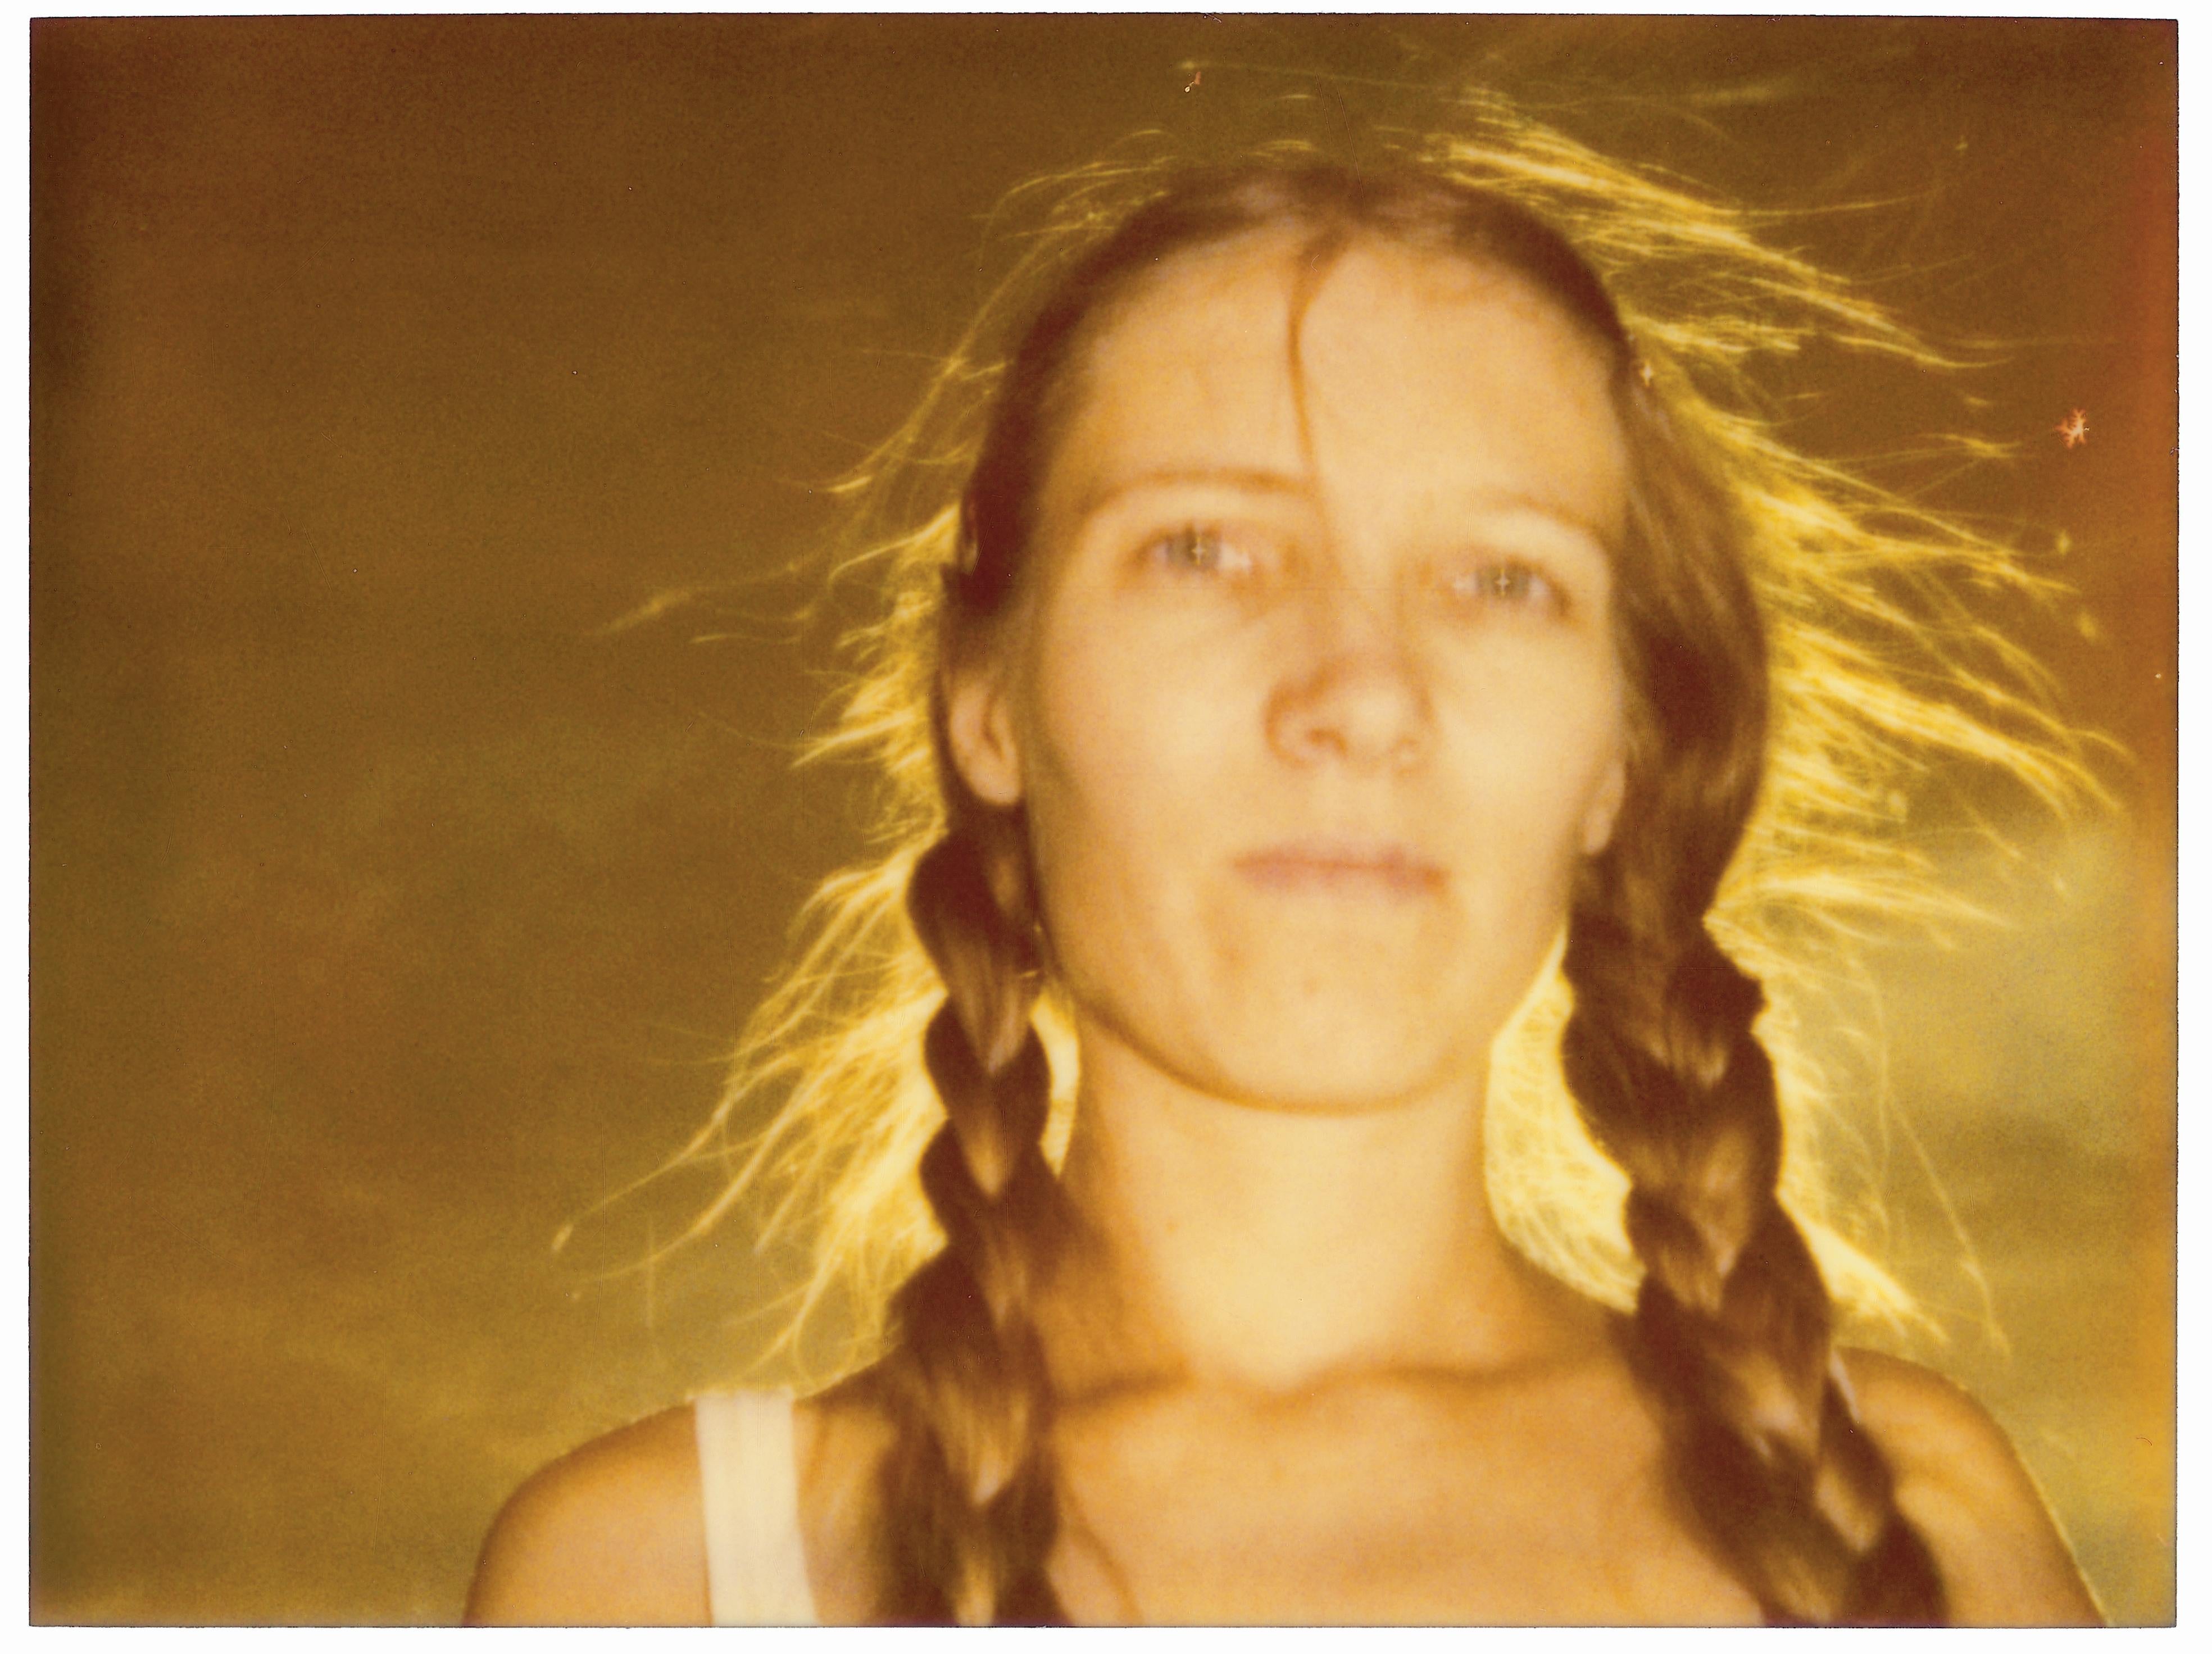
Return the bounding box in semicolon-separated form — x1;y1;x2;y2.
1044;1368;1761;1625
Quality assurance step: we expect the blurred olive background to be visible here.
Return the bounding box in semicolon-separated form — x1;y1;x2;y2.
30;14;2174;1626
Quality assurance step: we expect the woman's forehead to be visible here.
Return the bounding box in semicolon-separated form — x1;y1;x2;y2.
1043;229;1630;536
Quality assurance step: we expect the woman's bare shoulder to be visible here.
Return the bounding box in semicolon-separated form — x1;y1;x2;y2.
464;1405;708;1626
792;1377;899;1621
1839;1348;2101;1626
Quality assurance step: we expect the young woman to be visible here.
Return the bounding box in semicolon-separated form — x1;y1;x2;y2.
466;118;2102;1625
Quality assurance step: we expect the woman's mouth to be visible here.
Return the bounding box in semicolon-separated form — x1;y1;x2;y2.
1233;840;1447;897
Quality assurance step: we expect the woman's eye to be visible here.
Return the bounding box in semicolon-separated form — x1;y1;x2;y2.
1443;560;1561;614
1146;525;1257;579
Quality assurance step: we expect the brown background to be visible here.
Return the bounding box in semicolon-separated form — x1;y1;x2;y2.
30;15;2176;1625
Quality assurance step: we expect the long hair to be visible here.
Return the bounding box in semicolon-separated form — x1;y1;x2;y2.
653;99;2101;1624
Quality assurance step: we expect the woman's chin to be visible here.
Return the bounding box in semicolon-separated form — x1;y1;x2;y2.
1173;1015;1488;1116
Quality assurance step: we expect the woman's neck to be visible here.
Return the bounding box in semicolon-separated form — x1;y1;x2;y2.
1045;1017;1584;1400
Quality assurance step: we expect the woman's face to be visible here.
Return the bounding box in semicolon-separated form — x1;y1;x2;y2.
950;230;1632;1114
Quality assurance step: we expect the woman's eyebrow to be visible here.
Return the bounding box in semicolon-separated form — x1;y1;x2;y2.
1075;465;1308;522
1453;492;1618;554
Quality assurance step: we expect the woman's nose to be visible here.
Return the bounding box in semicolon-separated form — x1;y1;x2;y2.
1264;590;1433;771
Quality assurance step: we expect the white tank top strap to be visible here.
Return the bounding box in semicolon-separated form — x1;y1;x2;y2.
693;1388;820;1626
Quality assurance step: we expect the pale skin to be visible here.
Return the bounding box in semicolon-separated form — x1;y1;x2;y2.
468;233;2101;1626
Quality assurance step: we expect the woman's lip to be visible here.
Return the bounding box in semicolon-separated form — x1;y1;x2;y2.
1234;843;1447;896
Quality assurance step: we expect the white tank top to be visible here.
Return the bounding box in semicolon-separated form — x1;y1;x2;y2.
693;1390;820;1625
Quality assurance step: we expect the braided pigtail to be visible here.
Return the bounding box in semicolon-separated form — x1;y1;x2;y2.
1564;908;1943;1623
870;812;1069;1624
1558;395;1945;1625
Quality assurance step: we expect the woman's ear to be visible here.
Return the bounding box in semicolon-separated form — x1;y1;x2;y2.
943;657;1025;808
1580;748;1628;857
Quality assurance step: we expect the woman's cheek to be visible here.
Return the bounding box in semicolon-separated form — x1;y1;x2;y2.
1443;654;1625;871
1035;613;1234;808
